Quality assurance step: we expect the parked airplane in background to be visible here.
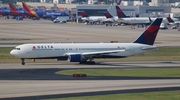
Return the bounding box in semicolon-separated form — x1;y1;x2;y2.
115;6;152;25
43;10;69;20
115;6;171;26
103;12;118;23
10;18;162;65
8;2;29;18
22;1;69;20
22;1;44;20
0;8;12;16
80;11;108;23
103;6;151;25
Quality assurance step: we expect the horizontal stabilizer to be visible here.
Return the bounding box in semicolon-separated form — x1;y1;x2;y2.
141;46;158;50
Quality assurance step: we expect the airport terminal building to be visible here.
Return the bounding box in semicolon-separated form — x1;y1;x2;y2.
76;5;171;18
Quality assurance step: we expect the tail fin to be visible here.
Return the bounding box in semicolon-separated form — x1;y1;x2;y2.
79;11;88;17
22;1;39;17
8;1;18;15
116;6;129;18
167;17;174;23
117;0;122;5
22;1;31;13
133;18;162;45
103;12;113;19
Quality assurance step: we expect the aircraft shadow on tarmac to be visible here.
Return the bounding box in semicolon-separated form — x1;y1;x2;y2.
0;68;180;80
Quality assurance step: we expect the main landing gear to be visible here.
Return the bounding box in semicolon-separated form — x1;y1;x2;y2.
79;60;95;64
21;58;25;65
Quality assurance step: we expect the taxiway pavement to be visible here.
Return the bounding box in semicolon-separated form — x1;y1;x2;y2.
0;18;180;99
0;61;180;99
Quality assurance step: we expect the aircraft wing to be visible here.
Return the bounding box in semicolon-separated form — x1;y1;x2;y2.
65;49;126;56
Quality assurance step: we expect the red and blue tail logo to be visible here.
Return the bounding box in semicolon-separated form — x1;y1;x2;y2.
133;18;163;45
103;12;113;19
116;6;129;18
167;17;174;23
79;12;88;17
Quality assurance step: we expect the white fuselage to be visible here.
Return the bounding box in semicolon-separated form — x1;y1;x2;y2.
81;16;109;22
10;43;157;59
119;17;168;24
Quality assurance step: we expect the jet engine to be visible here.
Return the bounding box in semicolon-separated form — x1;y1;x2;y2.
68;54;85;62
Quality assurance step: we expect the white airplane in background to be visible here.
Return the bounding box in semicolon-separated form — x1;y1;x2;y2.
10;18;163;65
107;6;169;25
80;0;123;23
102;6;151;24
117;6;153;25
79;11;108;23
103;12;119;23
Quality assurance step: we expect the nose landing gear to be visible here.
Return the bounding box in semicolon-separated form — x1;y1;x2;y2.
21;58;25;65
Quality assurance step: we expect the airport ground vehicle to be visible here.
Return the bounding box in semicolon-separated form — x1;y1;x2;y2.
160;22;168;29
53;17;69;23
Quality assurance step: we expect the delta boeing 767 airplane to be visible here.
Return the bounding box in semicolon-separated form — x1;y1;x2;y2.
10;18;162;65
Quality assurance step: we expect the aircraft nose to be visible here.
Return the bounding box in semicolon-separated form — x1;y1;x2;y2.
10;50;15;56
10;50;18;56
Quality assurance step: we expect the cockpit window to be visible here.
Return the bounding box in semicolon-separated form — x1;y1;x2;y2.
13;48;20;50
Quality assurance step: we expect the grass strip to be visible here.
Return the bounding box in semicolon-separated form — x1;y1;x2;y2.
56;68;180;77
47;90;180;100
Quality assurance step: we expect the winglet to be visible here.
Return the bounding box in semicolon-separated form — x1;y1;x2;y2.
133;18;163;45
116;6;130;18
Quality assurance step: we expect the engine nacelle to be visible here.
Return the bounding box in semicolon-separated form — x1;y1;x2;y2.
68;54;84;62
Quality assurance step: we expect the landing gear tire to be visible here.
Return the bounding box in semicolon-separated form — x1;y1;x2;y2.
79;61;95;64
22;62;25;65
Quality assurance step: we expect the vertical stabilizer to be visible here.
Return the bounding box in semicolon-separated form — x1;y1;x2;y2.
133;18;162;45
115;6;130;18
8;2;18;15
167;17;174;23
79;12;89;17
117;0;122;5
103;12;113;19
22;1;39;17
